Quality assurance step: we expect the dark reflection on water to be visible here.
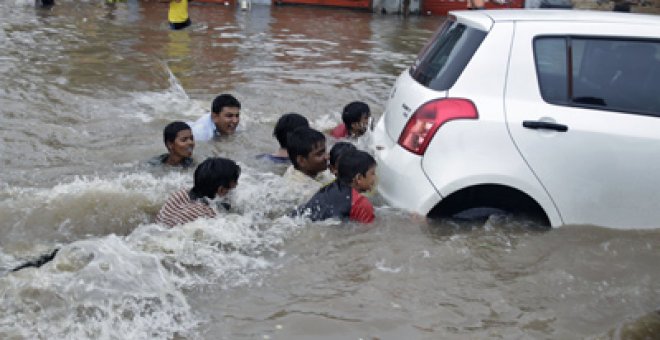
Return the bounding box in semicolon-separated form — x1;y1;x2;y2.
1;2;660;340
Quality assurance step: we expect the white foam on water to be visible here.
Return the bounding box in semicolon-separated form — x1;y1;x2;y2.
122;64;260;128
0;236;198;339
0;214;305;338
127;213;303;289
0;211;305;337
0;248;18;276
314;112;340;131
0;162;316;338
0;172;189;250
375;259;402;273
233;170;312;217
12;0;34;7
354;127;374;152
124;63;207;123
219;32;246;39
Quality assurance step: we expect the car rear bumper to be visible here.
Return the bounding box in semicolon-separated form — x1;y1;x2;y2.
371;117;442;216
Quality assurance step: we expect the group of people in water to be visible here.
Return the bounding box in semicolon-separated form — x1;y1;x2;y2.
152;94;377;228
10;94;374;272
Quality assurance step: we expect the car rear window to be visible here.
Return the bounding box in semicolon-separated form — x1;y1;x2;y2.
410;19;487;91
535;37;660;116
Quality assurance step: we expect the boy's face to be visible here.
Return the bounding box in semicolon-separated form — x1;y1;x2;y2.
354;165;377;192
297;141;328;177
216;181;238;197
212;106;240;136
349;114;370;137
166;129;194;159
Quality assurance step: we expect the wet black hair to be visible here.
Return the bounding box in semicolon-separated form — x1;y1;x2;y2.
337;149;376;185
211;94;241;114
274;112;309;148
341;101;371;127
163;121;192;147
286;127;326;169
329;141;357;168
190;157;241;200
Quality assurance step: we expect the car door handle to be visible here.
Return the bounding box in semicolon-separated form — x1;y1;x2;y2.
522;120;568;132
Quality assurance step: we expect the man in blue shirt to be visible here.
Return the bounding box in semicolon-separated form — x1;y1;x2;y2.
189;94;241;141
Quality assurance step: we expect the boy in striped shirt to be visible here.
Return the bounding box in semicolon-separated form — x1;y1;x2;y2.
157;157;240;227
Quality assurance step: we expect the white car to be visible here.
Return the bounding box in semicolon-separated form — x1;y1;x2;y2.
372;10;660;229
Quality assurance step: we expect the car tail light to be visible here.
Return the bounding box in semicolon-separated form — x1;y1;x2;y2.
397;98;478;155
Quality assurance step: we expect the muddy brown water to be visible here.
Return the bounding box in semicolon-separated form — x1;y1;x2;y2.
1;2;659;339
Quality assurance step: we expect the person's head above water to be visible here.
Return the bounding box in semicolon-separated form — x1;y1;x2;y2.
337;149;377;193
163;121;194;166
190;157;241;200
211;94;241;136
342;101;371;137
274;112;309;150
286;127;328;178
328;141;357;176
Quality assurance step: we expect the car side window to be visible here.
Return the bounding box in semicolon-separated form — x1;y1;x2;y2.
410;20;486;91
535;37;660;116
534;37;568;104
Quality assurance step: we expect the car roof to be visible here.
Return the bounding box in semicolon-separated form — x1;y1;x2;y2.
450;9;660;31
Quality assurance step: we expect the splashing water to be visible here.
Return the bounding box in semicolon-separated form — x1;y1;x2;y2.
0;159;317;338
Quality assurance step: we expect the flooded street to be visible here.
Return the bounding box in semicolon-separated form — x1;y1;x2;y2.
1;1;660;339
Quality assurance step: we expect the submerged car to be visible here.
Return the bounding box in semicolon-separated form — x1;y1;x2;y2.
372;10;660;229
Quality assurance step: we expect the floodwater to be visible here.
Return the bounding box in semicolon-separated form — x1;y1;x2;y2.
1;1;659;339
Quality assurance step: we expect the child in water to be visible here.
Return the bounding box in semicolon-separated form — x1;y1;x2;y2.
257;112;309;164
282;126;334;203
157;157;240;227
330;101;371;139
295;149;376;223
148;121;195;168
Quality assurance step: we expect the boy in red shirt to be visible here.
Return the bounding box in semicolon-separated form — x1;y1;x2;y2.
295;149;376;223
330;101;371;139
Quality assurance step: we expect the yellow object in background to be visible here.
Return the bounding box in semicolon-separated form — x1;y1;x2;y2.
169;0;189;24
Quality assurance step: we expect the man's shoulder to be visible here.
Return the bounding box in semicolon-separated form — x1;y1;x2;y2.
166;188;191;201
283;166;328;182
315;170;335;185
283;165;302;180
283;166;324;189
189;112;213;141
146;154;194;169
189;112;212;127
148;153;168;166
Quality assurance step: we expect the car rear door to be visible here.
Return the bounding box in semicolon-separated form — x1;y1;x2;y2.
505;21;660;229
